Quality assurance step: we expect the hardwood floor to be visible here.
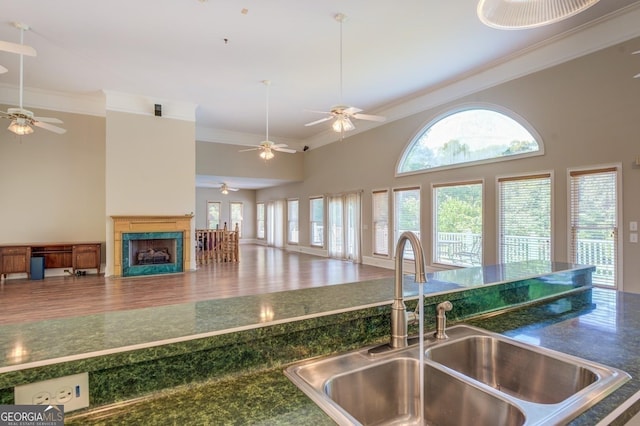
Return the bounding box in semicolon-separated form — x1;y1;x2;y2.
0;244;393;326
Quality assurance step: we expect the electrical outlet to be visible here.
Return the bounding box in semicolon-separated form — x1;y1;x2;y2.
15;372;89;412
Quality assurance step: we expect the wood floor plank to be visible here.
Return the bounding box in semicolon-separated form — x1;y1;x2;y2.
0;245;393;325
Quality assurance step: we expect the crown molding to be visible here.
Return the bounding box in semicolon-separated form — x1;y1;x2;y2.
0;83;105;116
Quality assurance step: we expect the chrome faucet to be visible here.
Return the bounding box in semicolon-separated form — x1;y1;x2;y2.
390;231;427;349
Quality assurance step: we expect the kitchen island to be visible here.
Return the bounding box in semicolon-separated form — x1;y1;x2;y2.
62;287;639;425
1;261;634;425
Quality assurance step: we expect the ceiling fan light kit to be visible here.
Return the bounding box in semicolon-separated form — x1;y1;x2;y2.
477;0;601;29
259;148;275;160
8;119;34;135
332;115;354;133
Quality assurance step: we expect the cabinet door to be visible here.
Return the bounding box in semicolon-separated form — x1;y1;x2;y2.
73;245;101;272
0;247;30;275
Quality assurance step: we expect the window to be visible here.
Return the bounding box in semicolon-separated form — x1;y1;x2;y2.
256;203;265;240
394;187;420;260
498;173;551;264
230;202;243;238
310;197;324;247
372;190;389;256
206;201;220;230
267;200;284;248
433;181;482;266
398;107;542;174
326;192;362;262
287;199;299;244
569;166;619;288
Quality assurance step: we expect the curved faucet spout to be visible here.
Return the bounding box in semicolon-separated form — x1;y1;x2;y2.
390;231;427;349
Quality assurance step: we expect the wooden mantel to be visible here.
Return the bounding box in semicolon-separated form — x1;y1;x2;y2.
111;215;193;277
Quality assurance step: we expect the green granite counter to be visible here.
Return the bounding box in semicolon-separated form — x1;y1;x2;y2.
0;261;589;374
67;287;639;425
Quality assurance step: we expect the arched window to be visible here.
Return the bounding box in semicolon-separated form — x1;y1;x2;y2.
397;105;543;174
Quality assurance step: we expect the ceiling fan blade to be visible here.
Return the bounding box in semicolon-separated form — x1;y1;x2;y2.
33;120;67;134
306;109;332;115
305;116;333;127
343;106;363;115
34;116;63;124
0;65;6;74
0;40;36;57
274;147;296;153
633;50;640;55
634;73;640;79
271;143;289;148
352;113;387;122
228;187;240;191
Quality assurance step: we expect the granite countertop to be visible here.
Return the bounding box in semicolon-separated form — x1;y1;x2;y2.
64;271;640;425
0;260;581;374
65;287;640;425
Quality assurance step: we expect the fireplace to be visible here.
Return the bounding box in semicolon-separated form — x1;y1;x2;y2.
122;232;183;276
112;215;193;277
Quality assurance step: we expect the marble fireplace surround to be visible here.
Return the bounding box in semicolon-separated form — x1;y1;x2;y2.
111;215;193;277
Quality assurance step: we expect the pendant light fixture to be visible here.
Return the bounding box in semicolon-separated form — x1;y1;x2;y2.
477;0;601;29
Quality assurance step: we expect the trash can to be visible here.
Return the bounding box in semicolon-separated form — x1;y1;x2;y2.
30;256;45;280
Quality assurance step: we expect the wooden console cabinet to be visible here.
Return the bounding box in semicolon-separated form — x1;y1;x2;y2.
0;243;101;279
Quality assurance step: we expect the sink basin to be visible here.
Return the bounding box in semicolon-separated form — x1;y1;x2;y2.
425;335;598;403
326;357;525;426
285;324;630;426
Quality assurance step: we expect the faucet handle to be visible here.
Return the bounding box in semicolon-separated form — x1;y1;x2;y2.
434;301;453;340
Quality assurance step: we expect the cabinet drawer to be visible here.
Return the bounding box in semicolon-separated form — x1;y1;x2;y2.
1;247;29;255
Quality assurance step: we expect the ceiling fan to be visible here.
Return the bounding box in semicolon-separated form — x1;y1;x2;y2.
218;183;239;195
304;13;386;135
239;80;296;160
0;22;66;136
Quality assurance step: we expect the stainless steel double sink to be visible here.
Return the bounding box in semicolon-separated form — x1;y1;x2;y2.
284;324;630;425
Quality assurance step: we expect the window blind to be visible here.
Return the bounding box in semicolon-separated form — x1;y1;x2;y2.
498;174;551;263
372;190;389;256
569;168;618;287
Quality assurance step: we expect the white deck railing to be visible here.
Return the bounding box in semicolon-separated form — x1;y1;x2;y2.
435;232;614;286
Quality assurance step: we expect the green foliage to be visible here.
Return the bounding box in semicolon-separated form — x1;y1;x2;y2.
436;184;482;233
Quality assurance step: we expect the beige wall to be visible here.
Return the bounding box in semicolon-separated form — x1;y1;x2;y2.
0;106;105;244
105;110;196;275
196;141;303;181
257;36;640;293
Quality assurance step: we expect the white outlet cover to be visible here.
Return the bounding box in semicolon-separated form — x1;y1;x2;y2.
15;372;89;412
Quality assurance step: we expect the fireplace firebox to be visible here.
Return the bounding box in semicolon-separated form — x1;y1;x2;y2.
122;232;183;277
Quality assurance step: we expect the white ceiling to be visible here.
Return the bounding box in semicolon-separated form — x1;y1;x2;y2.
2;0;640;190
